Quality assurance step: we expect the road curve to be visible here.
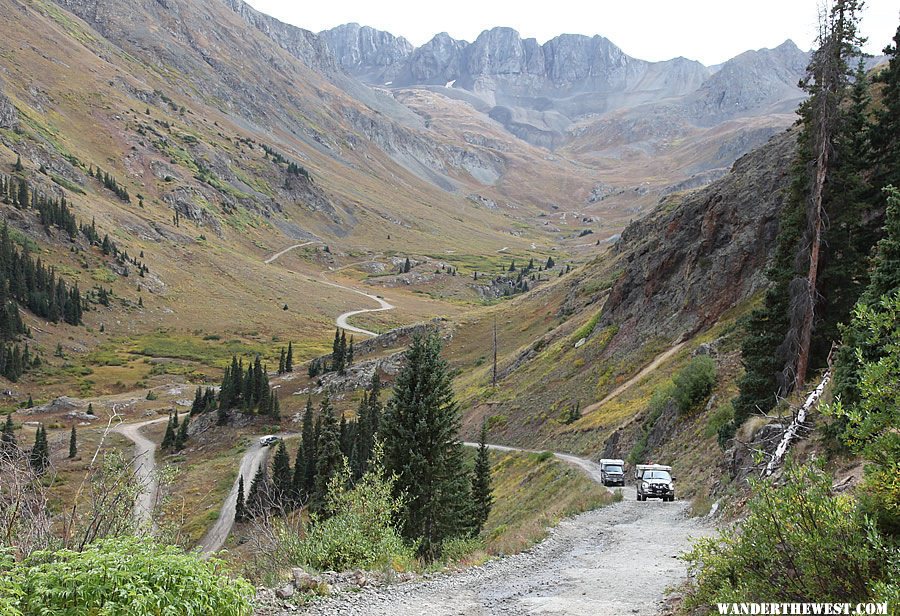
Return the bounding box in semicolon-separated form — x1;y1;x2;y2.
112;417;169;529
264;241;318;264
197;432;299;556
320;278;395;338
463;442;635;499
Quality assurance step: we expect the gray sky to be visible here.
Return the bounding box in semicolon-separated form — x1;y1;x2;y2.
244;0;898;65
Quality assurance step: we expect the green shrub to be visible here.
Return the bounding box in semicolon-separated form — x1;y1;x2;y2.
672;355;717;414
440;536;484;564
704;402;734;439
683;461;896;607
1;537;253;615
281;453;415;573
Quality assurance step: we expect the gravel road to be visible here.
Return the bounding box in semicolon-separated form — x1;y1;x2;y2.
198;432;299;555
293;446;710;616
112;416;168;529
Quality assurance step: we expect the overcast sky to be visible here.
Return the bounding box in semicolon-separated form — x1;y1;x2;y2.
244;0;898;66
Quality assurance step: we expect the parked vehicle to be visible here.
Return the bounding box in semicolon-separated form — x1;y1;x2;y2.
259;435;279;447
635;464;675;501
599;458;626;486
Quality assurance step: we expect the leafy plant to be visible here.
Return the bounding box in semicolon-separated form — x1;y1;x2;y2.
683;461;896;606
2;537;253;615
672;355;717;414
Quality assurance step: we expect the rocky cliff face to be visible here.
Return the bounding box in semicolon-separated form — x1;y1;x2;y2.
597;129;798;348
320;23;413;83
0;78;17;130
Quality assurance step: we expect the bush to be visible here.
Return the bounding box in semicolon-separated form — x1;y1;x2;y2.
281;452;415;573
704;402;734;439
672;355;716;414
0;537;254;615
683;461;896;607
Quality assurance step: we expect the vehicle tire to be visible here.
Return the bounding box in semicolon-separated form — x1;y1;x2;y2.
637;495;644;501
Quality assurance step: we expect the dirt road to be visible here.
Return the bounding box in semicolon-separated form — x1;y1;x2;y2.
112;416;168;529
299;446;710;616
198;432;299;555
264;241;318;264
321;278;395;338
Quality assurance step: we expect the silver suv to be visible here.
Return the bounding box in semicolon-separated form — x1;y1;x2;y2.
635;464;675;502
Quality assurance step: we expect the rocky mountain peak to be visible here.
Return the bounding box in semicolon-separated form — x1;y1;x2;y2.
320;23;413;83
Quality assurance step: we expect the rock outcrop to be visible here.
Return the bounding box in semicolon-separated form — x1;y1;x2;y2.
0;78;17;130
598;129;798;348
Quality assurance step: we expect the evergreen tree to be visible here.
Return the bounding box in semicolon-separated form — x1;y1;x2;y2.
235;475;247;522
190;386;204;416
175;414;190;450
68;425;77;459
291;440;306;506
1;413;16;452
246;466;269;516
545;256;555;269
311;396;342;513
13;155;23;173
338;331;348;376
286;342;293;372
161;414;176;451
402;257;411;273
271;440;292;509
29;425;49;474
278;348;286;374
871;23;900;192
302;397;317;498
470;421;493;535
347;336;354;368
381;333;471;559
332;328;344;374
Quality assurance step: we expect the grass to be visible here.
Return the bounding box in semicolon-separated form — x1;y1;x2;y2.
482;450;613;555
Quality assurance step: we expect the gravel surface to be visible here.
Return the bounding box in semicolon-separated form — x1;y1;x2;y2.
112;416;168;528
290;481;711;615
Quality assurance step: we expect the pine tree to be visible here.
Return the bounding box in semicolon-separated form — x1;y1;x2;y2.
302;397;317;498
402;257;411;273
13;155;23;173
338;331;348;376
271;440;292;509
545;256;555;269
347;336;354;368
191;386;203;416
235;475;247;522
1;413;16;452
68;425;77;459
87;403;94;416
871;23;900;192
286;342;293;372
161;415;176;451
278;348;286;374
291;440;306;506
470;421;493;535
332;328;344;374
246;466;269;516
175;414;190;450
311;396;342;513
30;425;49;474
381;333;471;559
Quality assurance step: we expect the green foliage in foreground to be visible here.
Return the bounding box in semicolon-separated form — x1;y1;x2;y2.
683;462;899;608
0;537;254;615
277;451;415;573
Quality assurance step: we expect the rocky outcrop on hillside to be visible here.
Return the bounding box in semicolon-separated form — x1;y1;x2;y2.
0;78;17;130
597;129;798;348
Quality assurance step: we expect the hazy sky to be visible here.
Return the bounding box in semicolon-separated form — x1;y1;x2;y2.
244;0;898;66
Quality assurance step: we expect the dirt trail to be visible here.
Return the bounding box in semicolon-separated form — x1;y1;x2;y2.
582;341;686;416
112;416;168;529
264;241;318;264
298;446;710;616
265;244;395;338
198;432;299;556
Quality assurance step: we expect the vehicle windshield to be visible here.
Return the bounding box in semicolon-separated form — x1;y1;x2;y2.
605;465;623;474
643;470;671;481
